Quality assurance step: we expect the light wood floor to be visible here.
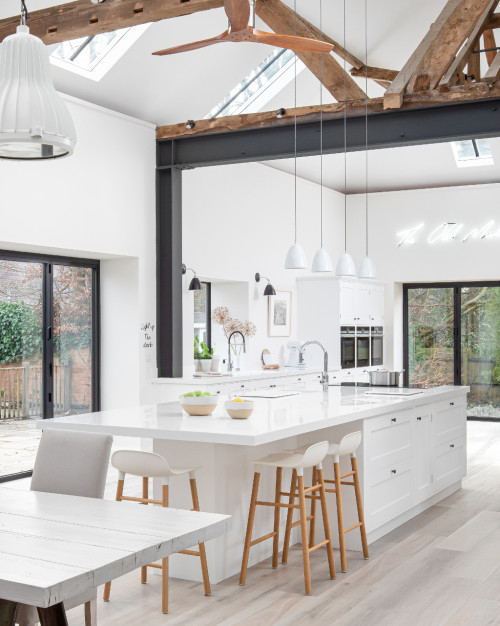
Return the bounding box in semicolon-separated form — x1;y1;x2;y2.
63;422;500;625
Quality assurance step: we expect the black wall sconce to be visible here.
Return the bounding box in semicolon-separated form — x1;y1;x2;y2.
255;273;276;296
182;264;202;291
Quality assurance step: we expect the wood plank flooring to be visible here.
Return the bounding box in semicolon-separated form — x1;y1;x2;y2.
29;423;500;624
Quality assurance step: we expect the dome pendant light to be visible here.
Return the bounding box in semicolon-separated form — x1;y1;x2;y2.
0;1;76;160
336;0;356;278
358;0;377;279
312;0;333;274
285;0;307;270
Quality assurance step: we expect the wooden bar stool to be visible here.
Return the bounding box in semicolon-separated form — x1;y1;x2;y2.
102;450;211;614
239;441;336;596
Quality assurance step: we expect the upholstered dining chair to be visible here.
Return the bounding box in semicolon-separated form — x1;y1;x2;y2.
16;428;113;626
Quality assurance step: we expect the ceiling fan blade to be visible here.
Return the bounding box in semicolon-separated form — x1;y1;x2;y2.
224;0;251;32
250;29;334;54
153;31;229;56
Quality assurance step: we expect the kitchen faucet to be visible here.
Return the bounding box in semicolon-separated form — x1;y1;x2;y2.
300;341;329;391
228;331;246;372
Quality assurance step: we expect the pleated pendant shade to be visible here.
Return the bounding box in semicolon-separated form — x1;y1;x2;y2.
0;25;76;160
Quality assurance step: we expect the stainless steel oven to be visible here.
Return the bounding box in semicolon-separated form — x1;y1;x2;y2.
341;326;356;369
356;327;371;368
371;326;384;366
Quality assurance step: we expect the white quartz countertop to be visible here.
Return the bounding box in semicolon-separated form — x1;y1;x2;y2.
152;367;333;385
39;386;468;447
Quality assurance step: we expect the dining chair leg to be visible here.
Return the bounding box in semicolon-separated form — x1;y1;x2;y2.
309;466;317;549
239;471;260;585
37;603;69;626
141;477;149;585
352;456;370;560
317;467;336;580
84;599;97;626
334;460;347;572
0;599;18;626
298;474;312;596
282;469;297;565
162;483;169;613
189;477;211;596
272;467;282;569
103;477;125;602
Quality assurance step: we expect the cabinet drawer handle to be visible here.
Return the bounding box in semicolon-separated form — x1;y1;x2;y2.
417;416;422;421
391;417;397;423
216;391;221;394
450;444;455;448
241;384;245;388
298;378;302;381
391;469;397;474
450;402;455;406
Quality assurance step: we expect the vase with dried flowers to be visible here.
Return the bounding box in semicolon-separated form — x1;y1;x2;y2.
212;306;256;371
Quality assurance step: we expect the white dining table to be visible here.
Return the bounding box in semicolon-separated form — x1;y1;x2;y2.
0;487;231;626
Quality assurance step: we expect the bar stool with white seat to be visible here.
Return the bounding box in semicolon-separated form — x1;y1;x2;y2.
102;450;211;614
289;432;369;573
239;441;336;596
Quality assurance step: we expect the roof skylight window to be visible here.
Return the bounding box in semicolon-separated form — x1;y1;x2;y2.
451;139;494;168
207;48;295;118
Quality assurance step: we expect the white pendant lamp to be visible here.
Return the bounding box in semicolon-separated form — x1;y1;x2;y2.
312;0;333;274
0;1;76;160
285;0;307;270
336;0;355;277
358;0;377;279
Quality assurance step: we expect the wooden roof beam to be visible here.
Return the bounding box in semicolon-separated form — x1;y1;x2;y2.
255;0;366;102
385;0;497;110
0;0;224;46
350;65;398;86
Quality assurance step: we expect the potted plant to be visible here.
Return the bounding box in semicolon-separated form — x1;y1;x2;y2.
199;341;214;372
194;335;203;372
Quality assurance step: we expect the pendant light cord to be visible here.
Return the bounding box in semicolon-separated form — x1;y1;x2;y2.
20;0;28;25
293;0;298;245
365;0;369;257
319;0;324;248
343;0;347;253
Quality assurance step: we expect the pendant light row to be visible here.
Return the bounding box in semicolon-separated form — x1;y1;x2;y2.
285;0;376;280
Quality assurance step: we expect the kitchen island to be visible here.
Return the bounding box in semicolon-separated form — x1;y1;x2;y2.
38;385;468;584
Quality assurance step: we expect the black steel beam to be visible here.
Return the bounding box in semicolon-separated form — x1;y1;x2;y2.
157;98;500;169
156;165;183;378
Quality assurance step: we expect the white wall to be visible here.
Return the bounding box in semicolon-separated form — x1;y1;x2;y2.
0;95;156;409
346;183;500;369
182;162;346;371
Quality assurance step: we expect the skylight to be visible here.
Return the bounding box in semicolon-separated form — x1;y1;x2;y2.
207;48;296;118
451;139;494;168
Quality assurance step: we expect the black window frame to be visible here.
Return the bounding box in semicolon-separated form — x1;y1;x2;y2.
0;249;100;483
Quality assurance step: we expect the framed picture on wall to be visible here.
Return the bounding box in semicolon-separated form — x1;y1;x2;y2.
268;291;292;337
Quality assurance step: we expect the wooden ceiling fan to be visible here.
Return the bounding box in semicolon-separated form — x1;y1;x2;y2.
153;0;333;57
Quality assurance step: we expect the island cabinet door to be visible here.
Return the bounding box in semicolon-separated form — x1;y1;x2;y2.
364;458;413;530
363;410;413;473
431;397;467;447
412;408;433;503
432;435;467;492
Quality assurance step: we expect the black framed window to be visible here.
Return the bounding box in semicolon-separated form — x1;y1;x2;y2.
193;281;212;350
0;250;100;482
404;281;500;421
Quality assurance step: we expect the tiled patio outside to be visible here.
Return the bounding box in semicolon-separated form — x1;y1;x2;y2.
0;418;41;477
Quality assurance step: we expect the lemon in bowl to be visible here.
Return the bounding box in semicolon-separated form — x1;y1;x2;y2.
226;399;254;419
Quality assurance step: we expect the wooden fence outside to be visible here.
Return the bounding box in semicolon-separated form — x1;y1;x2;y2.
0;362;72;419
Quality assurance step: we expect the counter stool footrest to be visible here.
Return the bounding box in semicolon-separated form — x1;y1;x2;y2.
180;549;200;556
308;539;330;554
344;522;362;534
250;531;277;547
290;515;314;529
148;563;162;569
121;495;163;505
255;500;298;509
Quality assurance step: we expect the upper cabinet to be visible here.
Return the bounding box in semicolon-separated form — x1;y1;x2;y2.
339;280;384;326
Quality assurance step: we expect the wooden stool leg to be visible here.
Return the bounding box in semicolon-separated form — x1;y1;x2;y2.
141;476;149;584
162;483;169;614
239;471;260;585
282;469;297;564
309;466;317;549
317;467;336;580
189;477;211;596
272;467;282;569
334;461;347;572
0;600;18;626
298;474;312;595
352;456;369;560
103;477;125;601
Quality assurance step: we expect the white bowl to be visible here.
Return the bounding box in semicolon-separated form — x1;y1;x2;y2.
179;394;218;405
226;400;255;419
180;394;218;416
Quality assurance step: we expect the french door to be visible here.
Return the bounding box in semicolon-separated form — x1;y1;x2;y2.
0;251;99;480
404;282;500;420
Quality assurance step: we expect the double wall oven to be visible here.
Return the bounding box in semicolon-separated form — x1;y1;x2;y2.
341;326;384;369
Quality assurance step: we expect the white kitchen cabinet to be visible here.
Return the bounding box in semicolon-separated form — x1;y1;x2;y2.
355;284;372;325
339;281;356;324
364;410;413;473
433;435;466;492
339;280;384;326
365;458;413;529
369;285;385;325
413;408;433;501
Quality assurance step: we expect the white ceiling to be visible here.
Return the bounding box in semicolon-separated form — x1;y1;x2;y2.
2;0;499;193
